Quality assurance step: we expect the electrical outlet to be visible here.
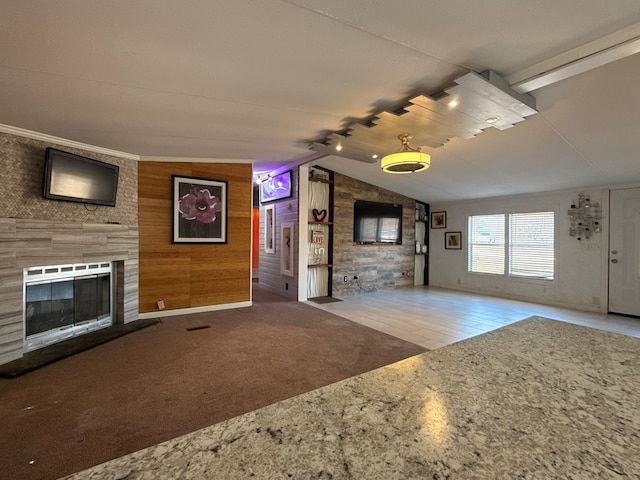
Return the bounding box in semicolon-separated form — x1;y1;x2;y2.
343;276;348;282
157;300;165;310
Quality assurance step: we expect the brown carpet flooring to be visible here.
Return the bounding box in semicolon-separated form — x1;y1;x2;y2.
0;287;426;480
0;318;160;378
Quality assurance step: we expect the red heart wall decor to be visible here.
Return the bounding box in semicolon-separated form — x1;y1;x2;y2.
312;208;327;222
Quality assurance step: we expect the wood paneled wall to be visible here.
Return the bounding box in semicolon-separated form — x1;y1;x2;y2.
138;162;252;313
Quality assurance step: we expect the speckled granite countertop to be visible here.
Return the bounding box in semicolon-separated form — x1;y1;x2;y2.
62;317;640;479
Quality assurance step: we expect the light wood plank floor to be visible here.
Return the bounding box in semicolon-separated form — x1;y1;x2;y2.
308;286;640;350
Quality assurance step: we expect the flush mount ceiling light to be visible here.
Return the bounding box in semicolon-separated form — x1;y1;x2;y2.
309;70;537;166
381;134;430;174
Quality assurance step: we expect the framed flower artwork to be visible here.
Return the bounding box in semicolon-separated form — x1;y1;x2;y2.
172;175;227;243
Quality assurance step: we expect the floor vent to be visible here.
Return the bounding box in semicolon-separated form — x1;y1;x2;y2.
185;325;211;332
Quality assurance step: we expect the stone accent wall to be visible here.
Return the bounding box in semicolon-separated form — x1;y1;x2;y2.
332;173;416;296
0;132;138;224
0;219;139;366
0;131;139;367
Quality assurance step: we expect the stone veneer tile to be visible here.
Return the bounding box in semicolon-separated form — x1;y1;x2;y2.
0;132;140;366
0;132;138;225
0;322;22;338
0;218;17;233
0;342;22;365
0;218;139;366
0;252;16;270
331;171;416;296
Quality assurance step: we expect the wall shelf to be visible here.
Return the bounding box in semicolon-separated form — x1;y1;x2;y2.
307;166;334;299
415;201;430;286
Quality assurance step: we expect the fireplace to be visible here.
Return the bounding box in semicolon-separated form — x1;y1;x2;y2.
0;218;138;367
23;262;113;352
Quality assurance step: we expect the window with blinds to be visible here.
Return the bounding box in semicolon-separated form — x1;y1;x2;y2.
468;211;554;279
468;214;505;274
509;212;554;279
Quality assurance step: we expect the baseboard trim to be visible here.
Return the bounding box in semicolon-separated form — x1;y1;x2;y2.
138;301;252;319
432;284;601;313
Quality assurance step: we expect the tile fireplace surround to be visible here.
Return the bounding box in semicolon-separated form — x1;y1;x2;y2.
0;218;139;366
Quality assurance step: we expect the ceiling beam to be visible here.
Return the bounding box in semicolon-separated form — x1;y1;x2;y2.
506;22;640;93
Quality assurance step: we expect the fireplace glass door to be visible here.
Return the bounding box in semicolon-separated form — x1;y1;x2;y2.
74;274;111;324
24;263;113;351
25;279;74;337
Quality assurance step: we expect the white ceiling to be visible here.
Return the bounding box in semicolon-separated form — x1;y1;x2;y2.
2;1;640;204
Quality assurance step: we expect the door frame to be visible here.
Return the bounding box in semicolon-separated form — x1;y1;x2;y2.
600;190;611;314
606;186;640;316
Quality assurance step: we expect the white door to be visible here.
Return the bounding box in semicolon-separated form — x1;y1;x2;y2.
609;188;640;316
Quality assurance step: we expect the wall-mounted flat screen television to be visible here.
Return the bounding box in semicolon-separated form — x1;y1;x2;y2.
353;200;403;244
43;148;119;207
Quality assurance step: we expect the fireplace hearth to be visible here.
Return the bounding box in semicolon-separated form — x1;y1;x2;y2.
24;263;113;352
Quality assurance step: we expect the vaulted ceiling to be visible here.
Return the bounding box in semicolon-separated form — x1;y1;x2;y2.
2;1;640;203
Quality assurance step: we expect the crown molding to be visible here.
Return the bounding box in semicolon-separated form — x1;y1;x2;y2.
0;124;140;160
139;156;254;164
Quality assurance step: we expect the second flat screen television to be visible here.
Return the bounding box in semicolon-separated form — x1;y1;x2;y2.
353;200;402;244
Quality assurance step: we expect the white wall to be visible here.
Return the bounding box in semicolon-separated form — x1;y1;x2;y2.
429;188;609;312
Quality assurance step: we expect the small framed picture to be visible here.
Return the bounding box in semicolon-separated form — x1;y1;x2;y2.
431;211;446;229
445;231;462;250
264;204;275;254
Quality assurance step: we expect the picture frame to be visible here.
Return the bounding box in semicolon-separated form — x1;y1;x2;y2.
260;170;292;203
445;231;462;250
264;204;275;254
172;175;227;244
309;168;328;181
431;211;447;229
280;222;294;276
